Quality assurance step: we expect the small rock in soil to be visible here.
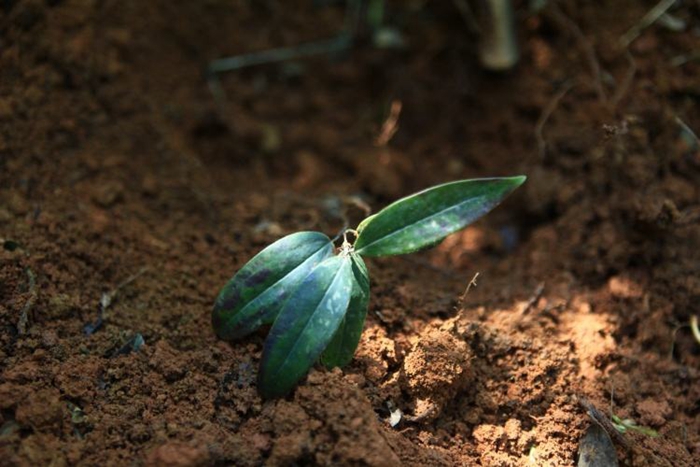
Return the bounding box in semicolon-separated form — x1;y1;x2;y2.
91;181;125;208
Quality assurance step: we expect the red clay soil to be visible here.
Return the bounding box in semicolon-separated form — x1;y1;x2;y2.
1;1;699;465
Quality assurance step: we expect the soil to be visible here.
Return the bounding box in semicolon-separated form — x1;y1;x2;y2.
1;1;699;466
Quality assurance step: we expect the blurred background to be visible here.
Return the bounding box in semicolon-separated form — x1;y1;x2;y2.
1;1;699;465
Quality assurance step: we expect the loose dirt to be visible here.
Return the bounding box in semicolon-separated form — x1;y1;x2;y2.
1;1;699;465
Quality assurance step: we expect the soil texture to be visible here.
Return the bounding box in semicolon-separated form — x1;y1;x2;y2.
1;1;699;465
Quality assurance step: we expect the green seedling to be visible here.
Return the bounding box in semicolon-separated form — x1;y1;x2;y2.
611;414;659;438
213;176;526;398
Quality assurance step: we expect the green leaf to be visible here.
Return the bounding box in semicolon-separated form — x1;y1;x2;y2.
212;231;333;341
258;255;353;399
356;213;377;234
612;415;659;437
354;176;526;257
320;252;370;368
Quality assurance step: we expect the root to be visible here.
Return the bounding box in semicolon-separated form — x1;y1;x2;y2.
547;4;606;103
620;0;676;48
535;81;576;159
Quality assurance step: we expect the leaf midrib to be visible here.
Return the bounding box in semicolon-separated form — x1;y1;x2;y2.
233;240;330;324
355;195;484;254
268;258;348;382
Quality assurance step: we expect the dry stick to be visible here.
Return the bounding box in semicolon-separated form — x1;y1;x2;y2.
547;4;607;103
458;272;480;304
101;267;149;311
535;81;576;159
208;34;353;78
674;115;700;145
521;282;545;315
620;0;677;48
671;50;700;67
17;268;37;335
691;315;700;345
343;195;372;218
375;100;402;147
478;0;519;70
577;396;632;452
207;32;353;105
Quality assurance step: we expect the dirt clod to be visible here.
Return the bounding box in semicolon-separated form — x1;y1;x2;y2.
401;320;472;421
1;1;698;465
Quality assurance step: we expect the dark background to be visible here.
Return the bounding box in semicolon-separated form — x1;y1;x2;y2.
1;1;699;465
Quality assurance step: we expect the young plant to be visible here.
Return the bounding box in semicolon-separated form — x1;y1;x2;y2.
212;176;526;398
611;414;659;438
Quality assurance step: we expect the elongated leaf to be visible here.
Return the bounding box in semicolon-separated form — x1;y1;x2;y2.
354;176;526;257
258;255;353;399
356;213;377;234
320;252;370;368
212;231;333;341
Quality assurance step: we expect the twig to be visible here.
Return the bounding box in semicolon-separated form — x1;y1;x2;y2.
670;50;700;67
208;35;353;76
478;0;519;70
103;267;149;310
547;4;606;103
375;100;402;147
674;115;700;147
330;195;373;241
620;0;677;48
577;396;632;452
84;267;149;335
18;268;37;335
343;195;372;218
521;282;545;314
458;272;480;304
207;33;353;103
691;315;700;345
535;81;576;159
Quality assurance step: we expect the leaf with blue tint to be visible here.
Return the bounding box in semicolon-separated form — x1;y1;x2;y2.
212;231;334;341
354;176;526;257
258;255;353;399
320;252;370;368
